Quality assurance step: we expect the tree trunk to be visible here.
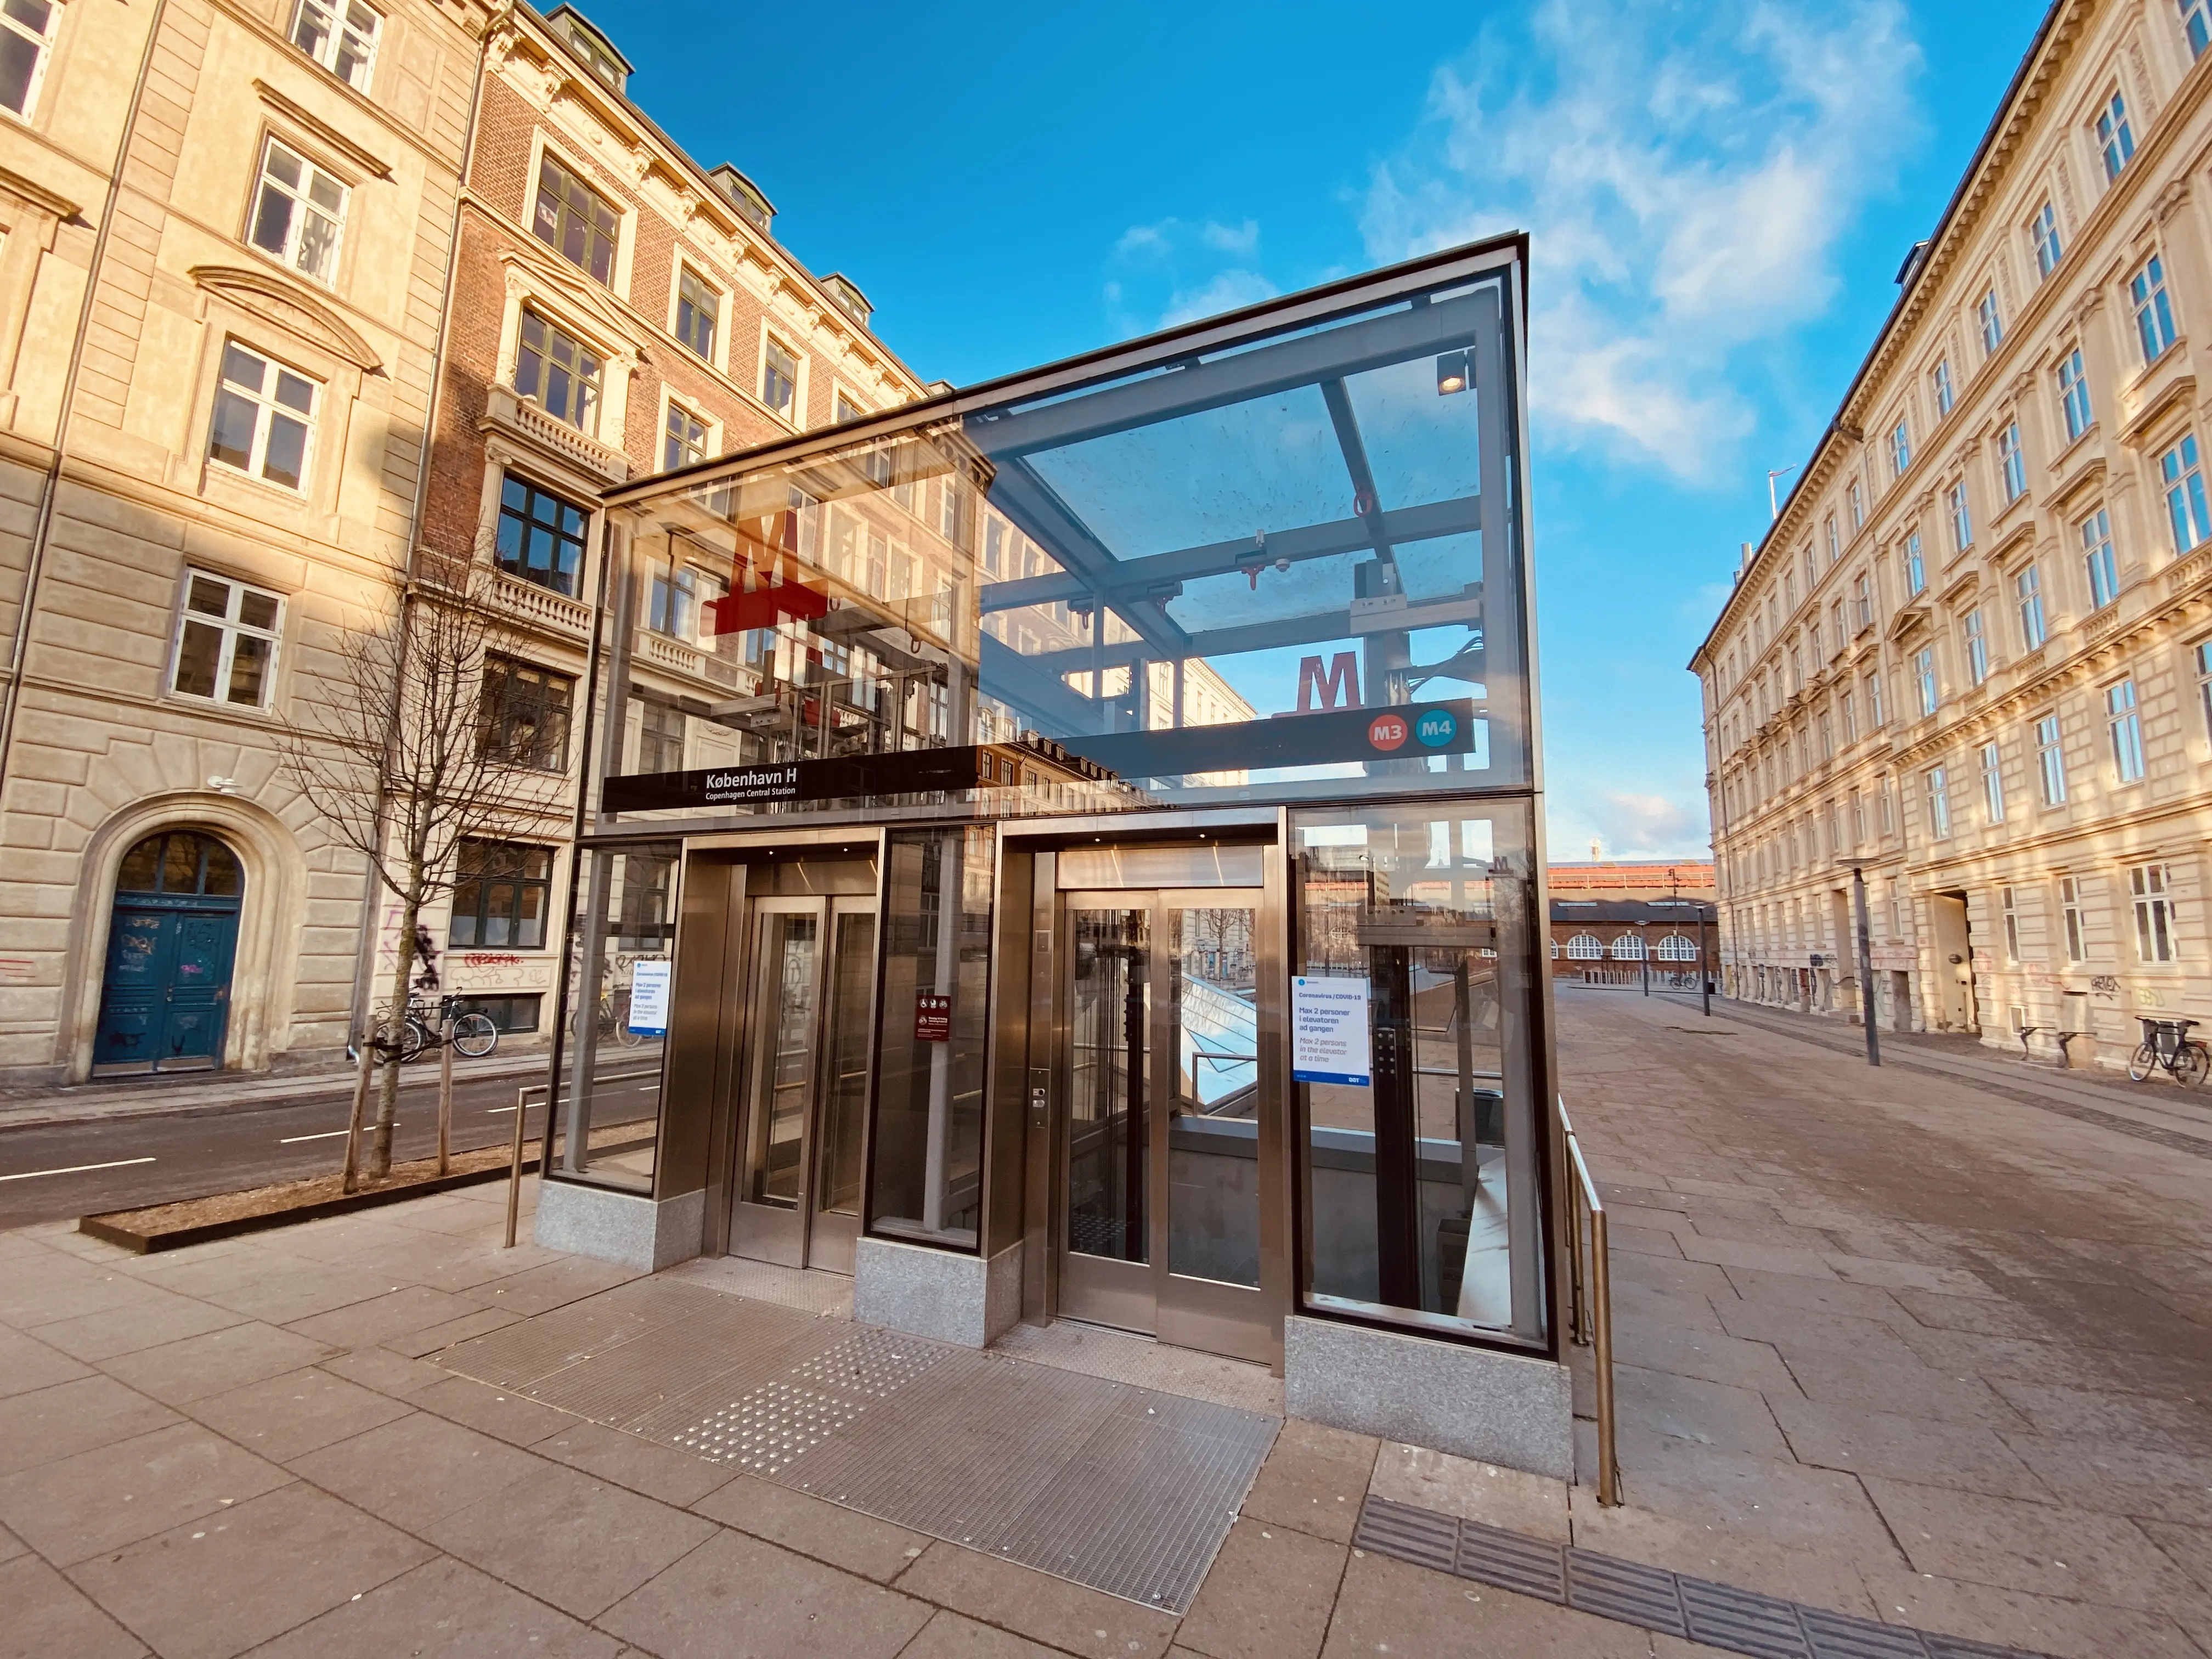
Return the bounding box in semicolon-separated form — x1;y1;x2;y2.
370;900;420;1181
436;1001;453;1177
340;1035;375;1195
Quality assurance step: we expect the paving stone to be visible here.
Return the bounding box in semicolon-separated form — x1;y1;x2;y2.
1781;1351;2032;1431
312;1344;453;1400
0;1323;93;1399
893;1541;1180;1659
425;1460;716;1620
695;1472;927;1582
0;1553;147;1659
1606;1436;1900;1557
1239;1417;1378;1544
462;1255;640;1318
380;1305;522;1358
194;1263;404;1327
539;1419;737;1509
1175;1515;1345;1659
1317;1546;1650;1657
0;1374;179;1477
1368;1443;1570;1542
286;1410;541;1530
2141;1520;2212;1598
1563;1490;1893;1614
1986;1376;2212;1451
1767;1397;2056;1500
896;1609;1068;1658
0;1421;291;1566
1720;1267;1914;1323
97;1321;336;1407
283;1285;483;1349
409;1372;575;1444
185;1365;413;1461
1860;1566;2204;1659
1607;1318;1802;1395
597;1527;932;1659
30;1291;250;1363
1612;1364;1791;1458
67;1481;433;1659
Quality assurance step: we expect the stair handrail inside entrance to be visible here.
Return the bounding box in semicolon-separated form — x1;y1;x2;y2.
1559;1099;1621;1507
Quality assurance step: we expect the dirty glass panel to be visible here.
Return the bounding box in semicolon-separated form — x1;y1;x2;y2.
1067;906;1149;1264
870;825;993;1249
550;842;675;1192
1291;803;1545;1345
1167;902;1261;1288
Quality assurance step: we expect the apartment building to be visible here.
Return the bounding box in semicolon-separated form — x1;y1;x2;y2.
0;0;488;1085
1692;0;2212;1063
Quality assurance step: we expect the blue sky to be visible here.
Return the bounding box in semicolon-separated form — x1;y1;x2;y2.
606;0;2045;859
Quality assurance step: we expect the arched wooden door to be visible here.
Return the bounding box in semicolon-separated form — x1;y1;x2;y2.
92;831;244;1073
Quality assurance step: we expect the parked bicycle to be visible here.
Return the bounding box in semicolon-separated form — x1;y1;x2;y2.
358;995;500;1065
2127;1016;2208;1086
567;986;646;1048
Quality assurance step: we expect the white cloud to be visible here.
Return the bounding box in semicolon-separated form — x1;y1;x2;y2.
1594;791;1707;856
1161;268;1278;327
1201;218;1261;256
1105;217;1275;332
1360;0;1923;483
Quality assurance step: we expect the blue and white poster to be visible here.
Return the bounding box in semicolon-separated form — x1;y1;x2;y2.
627;959;672;1038
1291;975;1371;1086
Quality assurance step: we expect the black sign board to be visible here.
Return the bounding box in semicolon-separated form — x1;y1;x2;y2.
913;993;951;1042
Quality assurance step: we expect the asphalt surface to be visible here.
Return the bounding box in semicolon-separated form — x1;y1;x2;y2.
0;1056;662;1227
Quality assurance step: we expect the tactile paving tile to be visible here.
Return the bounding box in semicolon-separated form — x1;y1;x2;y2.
1802;1606;1935;1658
1564;1548;1689;1639
1922;1637;2040;1659
1354;1494;1461;1573
1454;1516;1567;1603
1678;1575;1812;1658
665;1328;950;1473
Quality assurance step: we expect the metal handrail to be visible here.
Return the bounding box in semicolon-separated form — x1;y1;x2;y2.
1560;1102;1621;1506
504;1065;663;1247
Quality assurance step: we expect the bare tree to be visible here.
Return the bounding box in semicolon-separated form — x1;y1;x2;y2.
279;558;554;1186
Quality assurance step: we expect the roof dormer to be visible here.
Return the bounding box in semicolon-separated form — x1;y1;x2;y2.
822;274;872;330
708;163;774;235
544;4;631;94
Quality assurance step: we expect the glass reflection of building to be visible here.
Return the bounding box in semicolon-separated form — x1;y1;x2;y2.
541;234;1572;1478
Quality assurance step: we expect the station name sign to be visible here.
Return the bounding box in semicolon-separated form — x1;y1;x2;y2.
603;747;991;814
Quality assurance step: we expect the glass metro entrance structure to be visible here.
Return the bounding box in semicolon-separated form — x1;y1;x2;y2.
539;234;1571;1472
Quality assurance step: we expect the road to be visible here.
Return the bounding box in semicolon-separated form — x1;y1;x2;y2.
0;1052;663;1227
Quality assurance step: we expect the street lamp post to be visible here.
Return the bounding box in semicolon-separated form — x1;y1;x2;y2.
1853;865;1881;1068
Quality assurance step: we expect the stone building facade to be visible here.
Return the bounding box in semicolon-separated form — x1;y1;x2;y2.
1693;0;2212;1063
0;0;489;1085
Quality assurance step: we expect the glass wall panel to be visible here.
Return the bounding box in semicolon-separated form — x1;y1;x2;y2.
1292;802;1545;1345
870;825;994;1248
549;840;676;1192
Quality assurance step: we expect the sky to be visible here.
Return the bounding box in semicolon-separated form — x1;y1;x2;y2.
602;0;2046;860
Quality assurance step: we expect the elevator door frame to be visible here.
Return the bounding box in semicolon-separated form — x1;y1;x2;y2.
729;891;881;1272
1051;873;1283;1365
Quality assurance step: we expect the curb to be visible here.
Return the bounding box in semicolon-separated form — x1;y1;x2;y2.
0;1058;551;1133
80;1156;539;1252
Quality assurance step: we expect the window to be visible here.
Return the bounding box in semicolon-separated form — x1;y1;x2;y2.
207;342;315;491
674;267;718;361
835;392;863;425
1850;788;1866;845
2108;677;2146;782
1609;934;1645;961
2197;640;2212;741
2097;90;2135;182
2016;564;2046;649
2030;201;2062;278
1981;740;2005;824
289;0;378;92
1879;775;1895;836
1566;933;1601;960
1854;571;1874;629
2131;864;2175;962
663;401;709;470
1905;532;1927;596
636;698;684;772
1978;290;2003;356
761;336;798;420
1963;609;1989;686
448;840;552;950
2059;875;2086;961
495;474;588;596
0;0;56;117
247;140;347;286
1891;419;1911;478
2058;348;2092;442
1830;599;1844;653
2163;435;2211;553
1914;647;1938;717
2083;507;2119;608
170;571;281;708
1841;690;1857;743
646;558;724;645
1868;669;1886;729
2000;886;2021;961
1656;934;1696;962
1824;517;1839;565
2131;255;2178;363
562;15;627;92
2036;713;2068;805
1818;711;1833;761
1849;480;1865;529
1949;482;1973;553
617;851;677;951
519;317;611;443
2187;0;2211;58
1925;765;1951;839
532;155;617;286
480;657;572;771
1998;423;2026;502
1933;358;1955;416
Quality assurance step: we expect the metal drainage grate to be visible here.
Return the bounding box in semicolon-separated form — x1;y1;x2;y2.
1352;1496;2050;1659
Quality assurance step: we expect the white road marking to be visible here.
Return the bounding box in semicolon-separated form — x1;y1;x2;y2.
278;1126;393;1144
0;1156;156;1182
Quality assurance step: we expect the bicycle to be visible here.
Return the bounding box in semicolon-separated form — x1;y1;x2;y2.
358;995;500;1065
568;987;646;1048
2127;1016;2208;1086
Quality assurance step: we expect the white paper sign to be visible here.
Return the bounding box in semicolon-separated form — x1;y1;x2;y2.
1291;975;1371;1086
627;958;672;1037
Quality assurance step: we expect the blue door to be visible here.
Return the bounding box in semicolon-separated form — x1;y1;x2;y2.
93;832;243;1072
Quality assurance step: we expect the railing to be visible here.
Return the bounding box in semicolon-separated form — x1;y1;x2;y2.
492;569;594;639
484;381;630;482
1560;1101;1621;1506
502;1065;662;1248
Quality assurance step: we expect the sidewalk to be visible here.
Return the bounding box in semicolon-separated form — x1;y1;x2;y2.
0;1052;550;1133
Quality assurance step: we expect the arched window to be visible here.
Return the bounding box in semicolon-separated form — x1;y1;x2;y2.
115;832;242;898
1610;933;1645;961
1566;933;1601;960
1656;933;1697;961
1549;938;1560;958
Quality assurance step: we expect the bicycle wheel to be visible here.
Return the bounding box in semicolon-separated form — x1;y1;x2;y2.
451;1012;499;1058
2175;1043;2209;1088
2128;1043;2158;1081
400;1018;428;1064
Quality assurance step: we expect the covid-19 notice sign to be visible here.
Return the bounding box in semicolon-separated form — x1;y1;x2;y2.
1291;975;1372;1087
